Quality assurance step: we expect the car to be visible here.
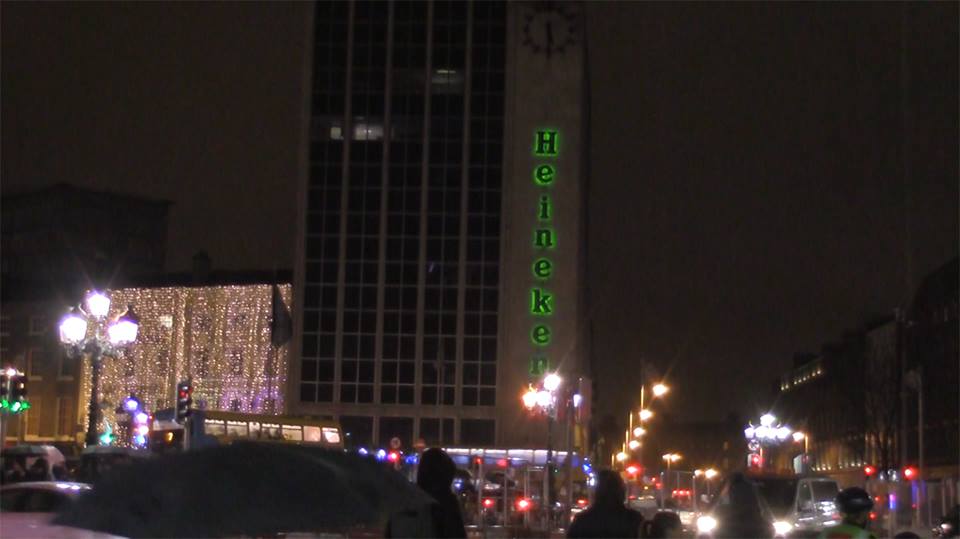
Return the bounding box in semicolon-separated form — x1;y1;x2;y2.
0;481;121;538
696;474;841;538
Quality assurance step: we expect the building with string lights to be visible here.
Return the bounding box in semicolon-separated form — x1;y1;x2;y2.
290;0;592;451
2;263;292;449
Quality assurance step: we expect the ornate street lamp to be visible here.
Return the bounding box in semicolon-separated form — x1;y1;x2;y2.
59;291;139;447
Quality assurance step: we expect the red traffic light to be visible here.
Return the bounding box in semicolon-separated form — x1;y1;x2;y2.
626;464;640;476
903;466;917;480
864;465;876;477
516;498;532;512
482;498;495;509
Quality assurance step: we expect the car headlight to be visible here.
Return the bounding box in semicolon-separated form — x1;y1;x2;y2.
773;521;792;536
697;516;718;533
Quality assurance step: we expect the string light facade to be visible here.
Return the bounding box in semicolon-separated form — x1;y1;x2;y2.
77;284;292;438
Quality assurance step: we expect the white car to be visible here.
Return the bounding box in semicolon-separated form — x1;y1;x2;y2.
0;481;122;539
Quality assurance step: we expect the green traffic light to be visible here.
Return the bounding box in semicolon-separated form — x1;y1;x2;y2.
0;398;8;409
20;401;31;411
10;401;21;413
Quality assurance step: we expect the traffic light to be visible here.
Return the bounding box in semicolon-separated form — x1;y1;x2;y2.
748;453;762;468
4;372;30;414
864;465;876;479
626;464;641;476
176;381;193;423
903;466;917;481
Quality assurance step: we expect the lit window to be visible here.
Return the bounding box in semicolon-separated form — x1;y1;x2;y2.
322;427;341;444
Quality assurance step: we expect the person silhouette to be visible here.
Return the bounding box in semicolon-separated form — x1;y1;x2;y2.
567;470;644;538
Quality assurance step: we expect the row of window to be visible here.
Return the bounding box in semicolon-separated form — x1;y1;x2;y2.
339;414;495;448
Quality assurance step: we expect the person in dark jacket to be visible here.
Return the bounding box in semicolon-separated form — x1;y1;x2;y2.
386;447;467;538
567;470;644;538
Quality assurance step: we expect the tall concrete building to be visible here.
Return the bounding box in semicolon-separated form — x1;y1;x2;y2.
291;0;590;450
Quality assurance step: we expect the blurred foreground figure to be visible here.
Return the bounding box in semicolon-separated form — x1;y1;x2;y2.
713;473;774;538
818;487;876;539
567;470;643;538
386;448;466;538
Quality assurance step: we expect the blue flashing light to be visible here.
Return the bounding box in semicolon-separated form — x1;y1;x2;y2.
357;447;369;456
582;462;593;474
376;449;387;461
888;493;897;510
133;434;146;446
123;396;140;412
405;455;419;465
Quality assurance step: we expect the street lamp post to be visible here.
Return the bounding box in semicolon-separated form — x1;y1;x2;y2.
661;453;682;508
522;372;563;531
59;291;139;447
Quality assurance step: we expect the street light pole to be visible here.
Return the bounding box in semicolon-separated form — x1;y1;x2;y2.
84;347;103;447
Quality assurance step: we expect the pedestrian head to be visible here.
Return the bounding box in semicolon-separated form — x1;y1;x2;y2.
416;448;456;494
836;487;873;526
593;469;626;508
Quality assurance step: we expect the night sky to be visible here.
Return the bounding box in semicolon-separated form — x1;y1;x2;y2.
3;2;957;424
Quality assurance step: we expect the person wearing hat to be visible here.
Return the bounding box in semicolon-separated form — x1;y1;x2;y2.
819;487;876;539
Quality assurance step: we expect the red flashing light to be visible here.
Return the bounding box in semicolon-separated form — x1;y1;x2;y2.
903;466;917;480
869;512;877;520
864;465;876;477
483;498;495;509
577;498;588;507
474;457;483;465
388;451;400;462
626;465;640;476
497;458;508;468
516;498;532;512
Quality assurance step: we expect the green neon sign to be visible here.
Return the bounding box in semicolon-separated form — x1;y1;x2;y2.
533;258;553;279
534;164;555;186
529;356;549;376
534;228;556;249
534;130;559;156
538;195;552;220
531;325;551;346
530;288;554;315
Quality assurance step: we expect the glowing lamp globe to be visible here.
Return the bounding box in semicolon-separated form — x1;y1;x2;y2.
628;440;640;450
633;427;646;437
522;390;538;409
639;409;653;421
107;315;139;345
543;373;562;392
744;427;756;439
793;431;806;442
535;390;552;408
760;413;776;427
59;314;88;345
652;383;669;397
85;292;111;318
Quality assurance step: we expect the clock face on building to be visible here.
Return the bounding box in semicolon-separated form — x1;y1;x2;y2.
521;3;579;58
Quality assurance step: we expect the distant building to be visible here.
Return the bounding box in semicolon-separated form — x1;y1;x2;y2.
772;257;959;484
1;267;293;450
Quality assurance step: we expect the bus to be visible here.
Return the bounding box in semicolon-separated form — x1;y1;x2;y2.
197;410;344;449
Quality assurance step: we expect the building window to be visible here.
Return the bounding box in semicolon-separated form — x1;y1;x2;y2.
29;316;47;336
58;353;76;380
420;417;454;446
378;417;414;449
57;397;73;437
26;348;42;380
27;397;41;436
340;415;374;448
461;419;495;447
0;315;11;337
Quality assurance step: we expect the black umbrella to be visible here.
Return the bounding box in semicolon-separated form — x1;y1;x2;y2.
54;442;433;538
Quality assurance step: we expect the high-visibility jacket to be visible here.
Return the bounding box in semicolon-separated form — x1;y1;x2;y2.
817;523;877;539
